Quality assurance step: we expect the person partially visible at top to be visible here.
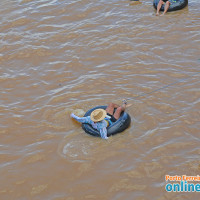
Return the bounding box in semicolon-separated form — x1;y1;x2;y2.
70;100;130;139
156;0;171;16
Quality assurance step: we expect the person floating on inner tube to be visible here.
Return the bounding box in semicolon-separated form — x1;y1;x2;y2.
70;100;130;139
156;0;171;16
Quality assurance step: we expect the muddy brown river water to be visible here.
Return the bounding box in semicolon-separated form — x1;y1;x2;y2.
0;0;200;199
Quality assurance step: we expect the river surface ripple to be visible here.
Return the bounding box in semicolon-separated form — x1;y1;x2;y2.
0;0;200;199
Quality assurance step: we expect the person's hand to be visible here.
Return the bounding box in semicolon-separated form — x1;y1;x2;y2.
70;113;75;118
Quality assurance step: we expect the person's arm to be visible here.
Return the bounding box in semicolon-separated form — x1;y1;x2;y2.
71;113;108;139
70;113;91;124
99;127;108;140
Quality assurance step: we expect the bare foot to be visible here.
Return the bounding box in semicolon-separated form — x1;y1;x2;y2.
126;104;132;108
122;99;128;109
160;13;165;16
156;13;159;16
121;99;132;108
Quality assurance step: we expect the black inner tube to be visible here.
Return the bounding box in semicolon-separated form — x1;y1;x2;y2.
82;106;131;137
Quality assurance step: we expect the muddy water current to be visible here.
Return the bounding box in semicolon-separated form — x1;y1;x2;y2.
0;0;200;199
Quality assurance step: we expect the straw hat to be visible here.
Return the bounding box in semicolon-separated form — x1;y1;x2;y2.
90;109;107;122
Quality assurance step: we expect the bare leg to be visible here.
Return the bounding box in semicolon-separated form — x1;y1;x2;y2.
106;103;120;115
156;0;164;16
113;102;126;120
161;1;170;16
